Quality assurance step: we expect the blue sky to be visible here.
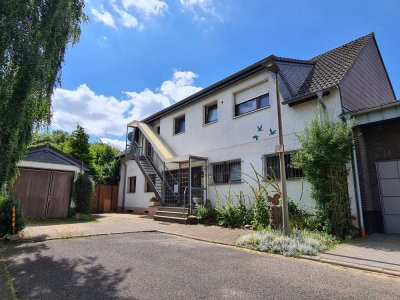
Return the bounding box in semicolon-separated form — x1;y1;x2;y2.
52;0;400;148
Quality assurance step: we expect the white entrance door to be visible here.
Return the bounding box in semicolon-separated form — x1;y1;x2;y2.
376;161;400;234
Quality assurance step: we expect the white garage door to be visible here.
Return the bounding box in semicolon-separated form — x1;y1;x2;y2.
376;161;400;234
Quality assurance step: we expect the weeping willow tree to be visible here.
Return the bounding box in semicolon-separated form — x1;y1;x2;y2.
0;0;86;187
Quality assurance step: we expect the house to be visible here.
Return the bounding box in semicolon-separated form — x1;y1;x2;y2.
118;33;397;231
12;144;90;219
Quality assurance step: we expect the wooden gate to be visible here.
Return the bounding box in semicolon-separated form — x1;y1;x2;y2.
92;185;119;213
12;168;74;219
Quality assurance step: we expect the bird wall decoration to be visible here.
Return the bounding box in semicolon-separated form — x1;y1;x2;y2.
269;128;277;135
257;125;263;132
252;135;259;141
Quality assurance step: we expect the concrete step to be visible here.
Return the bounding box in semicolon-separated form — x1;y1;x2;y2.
154;215;187;224
158;207;189;213
155;211;189;218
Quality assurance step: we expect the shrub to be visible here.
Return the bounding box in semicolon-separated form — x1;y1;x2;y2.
251;193;269;230
196;203;217;224
216;199;241;227
236;228;338;257
0;190;25;237
73;173;94;214
292;115;354;238
288;199;309;229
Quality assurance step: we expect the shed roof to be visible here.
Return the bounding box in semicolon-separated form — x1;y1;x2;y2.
23;144;91;171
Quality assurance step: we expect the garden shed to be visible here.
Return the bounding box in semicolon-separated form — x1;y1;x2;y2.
12;145;90;219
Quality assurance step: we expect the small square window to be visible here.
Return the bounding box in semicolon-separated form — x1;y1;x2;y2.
174;115;185;134
205;103;218;124
128;176;136;193
212;160;241;184
264;153;304;180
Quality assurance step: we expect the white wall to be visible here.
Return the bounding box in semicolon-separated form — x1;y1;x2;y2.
118;159;155;210
121;69;353;214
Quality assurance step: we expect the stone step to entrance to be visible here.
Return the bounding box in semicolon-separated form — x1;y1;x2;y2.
155;211;189;219
157;207;189;214
153;215;187;224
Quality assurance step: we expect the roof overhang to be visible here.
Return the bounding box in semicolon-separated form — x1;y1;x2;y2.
343;100;400;126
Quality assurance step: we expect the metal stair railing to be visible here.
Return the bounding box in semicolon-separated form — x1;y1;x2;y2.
129;139;179;205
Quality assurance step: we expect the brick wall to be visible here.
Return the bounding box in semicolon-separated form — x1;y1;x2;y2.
355;118;400;233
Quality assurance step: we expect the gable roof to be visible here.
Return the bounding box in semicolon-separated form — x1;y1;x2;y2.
24;144;91;171
143;33;390;122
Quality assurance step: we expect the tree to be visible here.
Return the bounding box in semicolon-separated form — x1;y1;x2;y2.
292;115;354;238
70;124;93;167
31;129;72;153
91;142;120;185
0;1;86;187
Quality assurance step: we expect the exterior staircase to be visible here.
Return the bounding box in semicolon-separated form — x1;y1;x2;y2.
154;207;189;224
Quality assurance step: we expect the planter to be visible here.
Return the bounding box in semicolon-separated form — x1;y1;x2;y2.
148;205;160;217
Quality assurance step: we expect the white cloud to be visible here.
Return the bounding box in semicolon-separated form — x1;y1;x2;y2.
179;0;221;22
91;6;117;28
110;0;144;30
121;0;168;17
100;138;127;150
51;71;202;145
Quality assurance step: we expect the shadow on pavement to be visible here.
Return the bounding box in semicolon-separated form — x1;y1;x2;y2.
3;242;134;300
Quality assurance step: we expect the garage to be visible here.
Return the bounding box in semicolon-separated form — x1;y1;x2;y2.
351;101;400;234
12;145;90;219
376;160;400;234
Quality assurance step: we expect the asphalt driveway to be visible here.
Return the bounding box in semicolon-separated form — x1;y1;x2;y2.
2;232;400;300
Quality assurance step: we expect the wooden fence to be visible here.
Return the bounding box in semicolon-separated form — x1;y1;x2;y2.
92;184;119;213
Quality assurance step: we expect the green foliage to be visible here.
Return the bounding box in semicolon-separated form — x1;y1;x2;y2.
292;115;354;238
216;198;241;228
31;129;121;185
0;0;86;188
73;173;94;214
31;129;72;153
0;190;25;237
90;142;120;185
288;199;310;229
251;192;269;230
196;203;217;224
236;228;339;257
70;124;93;167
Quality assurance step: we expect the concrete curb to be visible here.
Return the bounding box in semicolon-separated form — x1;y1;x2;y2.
3;230;400;279
298;255;400;278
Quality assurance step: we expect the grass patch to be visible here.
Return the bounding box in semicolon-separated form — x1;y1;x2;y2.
235;228;339;257
0;248;17;300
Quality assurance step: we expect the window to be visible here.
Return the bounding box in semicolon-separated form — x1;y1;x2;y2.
264;153;304;180
174;115;185;134
156;126;160;134
212;159;241;184
205;103;218;124
145;180;153;193
128;176;136;193
235;93;270;117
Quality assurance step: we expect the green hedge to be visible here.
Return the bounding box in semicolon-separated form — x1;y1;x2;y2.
0;190;25;237
73;173;94;214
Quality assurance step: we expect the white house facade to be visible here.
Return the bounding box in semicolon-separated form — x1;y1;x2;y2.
118;33;396;229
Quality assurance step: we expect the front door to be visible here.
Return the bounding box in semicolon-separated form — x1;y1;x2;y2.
376;160;400;234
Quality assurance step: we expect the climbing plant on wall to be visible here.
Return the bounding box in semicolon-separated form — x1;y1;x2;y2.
292;115;354;238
